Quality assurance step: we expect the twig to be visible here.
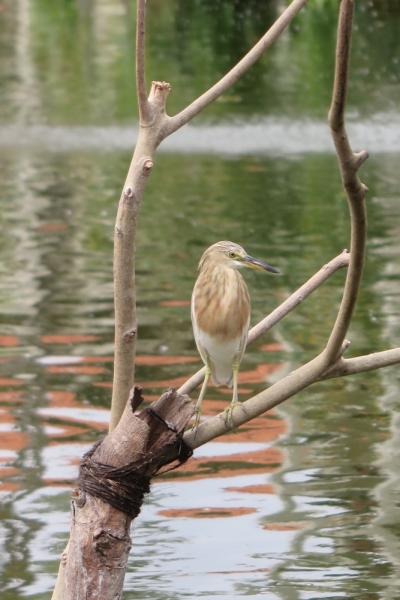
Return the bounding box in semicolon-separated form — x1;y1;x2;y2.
324;0;369;363
164;0;308;136
248;250;350;344
320;348;400;379
136;0;151;124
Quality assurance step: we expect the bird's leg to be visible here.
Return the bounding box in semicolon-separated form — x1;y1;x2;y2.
192;358;211;431
232;354;240;406
224;355;247;431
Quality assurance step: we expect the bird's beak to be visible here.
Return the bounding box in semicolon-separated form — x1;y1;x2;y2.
242;254;281;274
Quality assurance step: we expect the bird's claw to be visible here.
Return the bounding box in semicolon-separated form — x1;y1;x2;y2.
223;401;247;433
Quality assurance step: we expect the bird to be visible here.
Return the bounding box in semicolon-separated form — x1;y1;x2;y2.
191;241;280;429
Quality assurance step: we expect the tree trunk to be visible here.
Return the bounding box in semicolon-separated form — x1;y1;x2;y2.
55;389;193;600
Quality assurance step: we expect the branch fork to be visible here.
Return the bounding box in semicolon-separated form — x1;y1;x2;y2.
109;0;310;433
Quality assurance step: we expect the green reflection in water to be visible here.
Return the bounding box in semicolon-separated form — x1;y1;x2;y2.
1;0;399;126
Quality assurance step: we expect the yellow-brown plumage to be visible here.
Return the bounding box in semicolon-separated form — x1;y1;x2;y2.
191;241;280;429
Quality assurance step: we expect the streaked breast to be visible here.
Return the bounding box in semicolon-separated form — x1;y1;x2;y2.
192;264;250;341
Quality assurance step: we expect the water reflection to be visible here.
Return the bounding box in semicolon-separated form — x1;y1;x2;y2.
0;144;399;599
1;0;400;599
4;0;399;125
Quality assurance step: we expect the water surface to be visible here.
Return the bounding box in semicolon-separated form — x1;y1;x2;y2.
1;1;400;599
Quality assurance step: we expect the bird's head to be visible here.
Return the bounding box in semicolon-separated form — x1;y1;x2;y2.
198;241;281;274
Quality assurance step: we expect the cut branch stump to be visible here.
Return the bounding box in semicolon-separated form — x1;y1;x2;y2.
61;388;194;600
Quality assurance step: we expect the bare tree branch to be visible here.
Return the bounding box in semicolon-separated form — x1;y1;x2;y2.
248;250;350;345
110;187;141;432
61;390;194;600
136;0;151;124
164;0;309;136
109;0;309;434
109;83;171;432
184;341;400;450
178;250;350;397
184;353;325;449
321;348;400;379
181;0;394;451
324;0;369;363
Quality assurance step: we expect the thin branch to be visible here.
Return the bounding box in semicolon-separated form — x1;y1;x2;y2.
110;3;160;434
136;0;151;124
178;250;350;397
248;250;350;345
109;83;170;433
109;187;141;432
325;0;369;363
184;342;400;450
182;0;399;451
165;0;308;136
184;353;326;450
320;348;400;379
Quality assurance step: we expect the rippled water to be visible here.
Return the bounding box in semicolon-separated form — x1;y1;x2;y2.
1;1;400;599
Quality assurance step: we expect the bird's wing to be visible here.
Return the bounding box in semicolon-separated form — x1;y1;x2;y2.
191;294;209;366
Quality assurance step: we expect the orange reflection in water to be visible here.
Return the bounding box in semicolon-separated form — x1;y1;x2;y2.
38;223;68;232
45;365;107;375
158;507;257;518
0;335;19;347
0;344;288;492
0;390;25;403
41;334;99;344
159;300;191;307
0;378;24;386
42;390;110;434
169;387;287;480
259;343;284;352
224;484;275;494
262;523;304;531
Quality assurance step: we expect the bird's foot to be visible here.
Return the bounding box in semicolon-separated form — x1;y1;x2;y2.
223;401;247;432
190;408;202;436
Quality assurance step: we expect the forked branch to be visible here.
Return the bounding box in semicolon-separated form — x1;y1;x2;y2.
321;348;400;379
109;0;310;433
181;0;399;449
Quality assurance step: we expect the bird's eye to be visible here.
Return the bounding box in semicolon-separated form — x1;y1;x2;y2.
228;251;236;259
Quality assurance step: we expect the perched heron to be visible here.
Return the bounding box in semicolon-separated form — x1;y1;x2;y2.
191;241;280;429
